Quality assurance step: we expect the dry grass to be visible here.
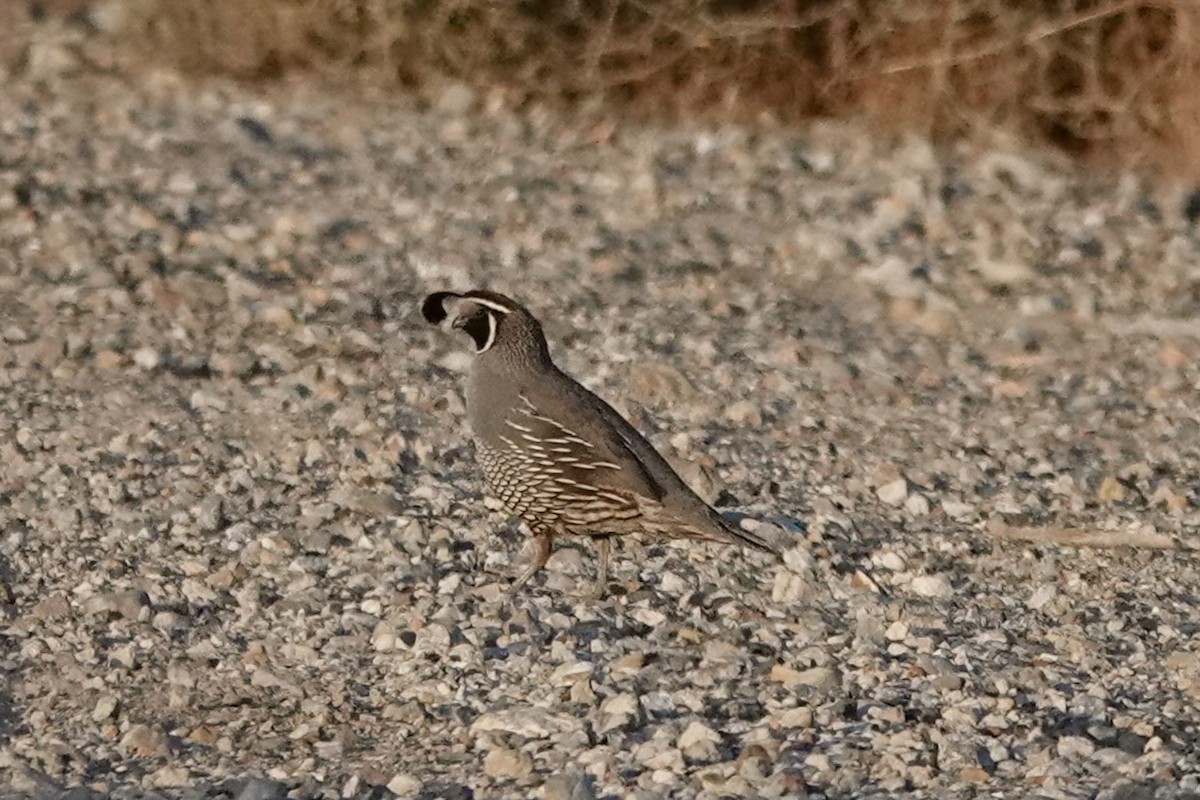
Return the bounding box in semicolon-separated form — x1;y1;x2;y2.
101;0;1200;175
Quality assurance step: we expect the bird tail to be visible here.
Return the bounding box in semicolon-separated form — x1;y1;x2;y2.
716;518;781;555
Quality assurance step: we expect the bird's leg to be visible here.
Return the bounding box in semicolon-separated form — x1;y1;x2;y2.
510;532;553;592
592;535;612;597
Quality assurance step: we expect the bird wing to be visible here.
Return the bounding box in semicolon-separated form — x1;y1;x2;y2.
551;375;781;551
498;380;779;553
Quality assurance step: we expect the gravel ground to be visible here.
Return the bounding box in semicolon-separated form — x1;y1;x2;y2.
3;14;1200;800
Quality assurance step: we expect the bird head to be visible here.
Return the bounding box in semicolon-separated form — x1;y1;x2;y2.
421;289;550;362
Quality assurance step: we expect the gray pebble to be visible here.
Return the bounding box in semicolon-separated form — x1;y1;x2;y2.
541;773;596;800
233;777;287;800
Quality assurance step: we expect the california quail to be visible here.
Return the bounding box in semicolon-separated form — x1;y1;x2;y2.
421;289;778;592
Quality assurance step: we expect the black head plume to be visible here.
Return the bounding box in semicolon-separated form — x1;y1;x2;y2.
420;291;459;325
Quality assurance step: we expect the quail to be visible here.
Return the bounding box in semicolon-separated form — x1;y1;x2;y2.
421;289;778;592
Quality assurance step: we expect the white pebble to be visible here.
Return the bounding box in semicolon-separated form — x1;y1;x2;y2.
132;347;160;369
910;574;953;598
874;551;907;571
876;478;909;506
905;493;931;516
1028;584;1057;610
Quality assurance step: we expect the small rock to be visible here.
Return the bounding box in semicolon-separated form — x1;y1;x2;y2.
1091;747;1136;767
725;400;761;426
303;440;325;467
609;652;644;676
337;327;378;355
597;692;638;733
235;777;288;800
1098;475;1126;503
550;661;594;685
1057;736;1096;758
414;782;471;800
385;774;421;798
916;305;959;336
483;747;533;779
26;39;79;78
772;570;811;603
932;674;964;692
1116;731;1147;755
92;694;118;722
120;723;167;757
260;305;294;328
876;478;909;506
94;350;123;370
181;578;216;605
2;325;29;343
1160;341;1190;368
779;767;810;793
151;766;190;788
632;607;667;627
958;766;989;783
196;494;226;532
152;611;185;632
168;662;196;688
1087;722;1119;744
633;738;683;772
977;260;1034;287
778;706;814;728
85;589;150;621
235;116;274;143
770;663;802;685
371;622;397;653
189;390;227;412
1028;584;1056;610
58;787;98;800
910;574;953;599
781;544;814;574
858;255;923;299
942;499;975;519
355;597;379;618
992;379;1029;399
132;347;160;369
905;493;931;516
885;621;909;641
541;772;595;800
772;665;837;690
382;703;425;727
677;720;720;761
626;362;694;407
1165;651;1199;671
32;595;71;620
436;83;478;116
471;708;580;739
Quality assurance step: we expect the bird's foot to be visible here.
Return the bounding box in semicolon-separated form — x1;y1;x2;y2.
505;533;553;597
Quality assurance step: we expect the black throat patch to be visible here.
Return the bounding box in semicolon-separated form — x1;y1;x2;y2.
462;310;496;352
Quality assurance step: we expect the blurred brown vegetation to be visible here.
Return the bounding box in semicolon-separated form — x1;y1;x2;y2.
31;0;1200;175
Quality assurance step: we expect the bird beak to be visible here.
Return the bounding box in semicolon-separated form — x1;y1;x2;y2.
450;315;467;330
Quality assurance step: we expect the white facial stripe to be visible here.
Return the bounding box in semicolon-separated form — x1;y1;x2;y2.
477;310;498;353
466;298;513;315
